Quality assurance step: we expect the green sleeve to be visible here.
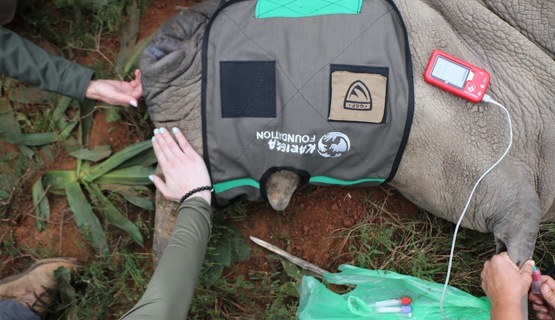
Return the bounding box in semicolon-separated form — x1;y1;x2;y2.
120;197;212;320
0;26;94;101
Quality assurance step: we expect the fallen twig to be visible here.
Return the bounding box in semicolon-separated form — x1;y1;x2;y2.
250;236;328;276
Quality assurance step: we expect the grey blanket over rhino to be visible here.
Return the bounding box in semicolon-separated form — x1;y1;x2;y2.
201;0;413;206
141;0;554;272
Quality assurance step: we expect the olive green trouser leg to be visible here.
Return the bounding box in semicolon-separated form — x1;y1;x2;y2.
120;198;212;320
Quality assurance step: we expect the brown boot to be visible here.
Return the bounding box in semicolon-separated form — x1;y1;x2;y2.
0;258;79;316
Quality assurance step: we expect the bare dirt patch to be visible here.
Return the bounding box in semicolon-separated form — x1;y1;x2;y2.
234;186;420;273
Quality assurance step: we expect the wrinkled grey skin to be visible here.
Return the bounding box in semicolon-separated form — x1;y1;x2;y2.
141;0;555;270
141;1;217;260
391;0;554;268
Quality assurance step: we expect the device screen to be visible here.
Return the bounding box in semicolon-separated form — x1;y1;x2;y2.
431;56;470;89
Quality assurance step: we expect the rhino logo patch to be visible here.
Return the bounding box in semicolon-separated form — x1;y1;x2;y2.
317;132;351;158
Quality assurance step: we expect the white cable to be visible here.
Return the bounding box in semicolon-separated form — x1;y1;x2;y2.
439;94;513;319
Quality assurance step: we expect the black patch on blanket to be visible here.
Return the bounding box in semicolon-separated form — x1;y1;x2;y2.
220;60;276;118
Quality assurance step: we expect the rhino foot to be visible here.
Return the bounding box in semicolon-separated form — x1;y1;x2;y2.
492;201;541;267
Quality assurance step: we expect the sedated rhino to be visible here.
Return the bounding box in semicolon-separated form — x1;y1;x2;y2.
140;0;554;271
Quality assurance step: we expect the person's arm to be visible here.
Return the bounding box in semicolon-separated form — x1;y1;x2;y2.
481;252;534;320
121;127;212;320
0;26;93;101
0;26;143;106
491;297;527;320
120;197;211;319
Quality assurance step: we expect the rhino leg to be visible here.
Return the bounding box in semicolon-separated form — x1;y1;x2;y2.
491;193;541;267
265;170;301;211
152;173;179;264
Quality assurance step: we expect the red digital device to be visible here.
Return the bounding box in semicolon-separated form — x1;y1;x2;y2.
424;49;490;103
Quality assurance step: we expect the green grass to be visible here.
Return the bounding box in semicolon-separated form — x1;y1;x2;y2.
17;0;150;64
51;250;153;320
0;133;49;218
535;224;555;269
0;149;19;217
333;200;495;296
189;273;297;320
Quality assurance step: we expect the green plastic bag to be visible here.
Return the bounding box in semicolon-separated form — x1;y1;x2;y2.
297;264;491;319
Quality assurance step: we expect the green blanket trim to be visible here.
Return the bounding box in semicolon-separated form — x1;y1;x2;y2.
309;176;385;185
214;178;260;193
255;0;362;19
213;176;384;193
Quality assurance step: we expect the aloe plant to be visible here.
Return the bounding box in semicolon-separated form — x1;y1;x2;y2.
1;3;158;255
35;140;155;255
2;83;156;255
0;84;155;255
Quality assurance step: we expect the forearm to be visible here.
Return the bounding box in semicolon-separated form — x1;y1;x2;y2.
0;26;94;100
490;300;524;320
121;197;212;320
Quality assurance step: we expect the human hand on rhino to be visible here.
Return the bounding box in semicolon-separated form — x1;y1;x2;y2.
149;127;212;205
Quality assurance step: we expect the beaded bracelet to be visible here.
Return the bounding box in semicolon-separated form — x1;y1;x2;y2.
179;186;213;205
